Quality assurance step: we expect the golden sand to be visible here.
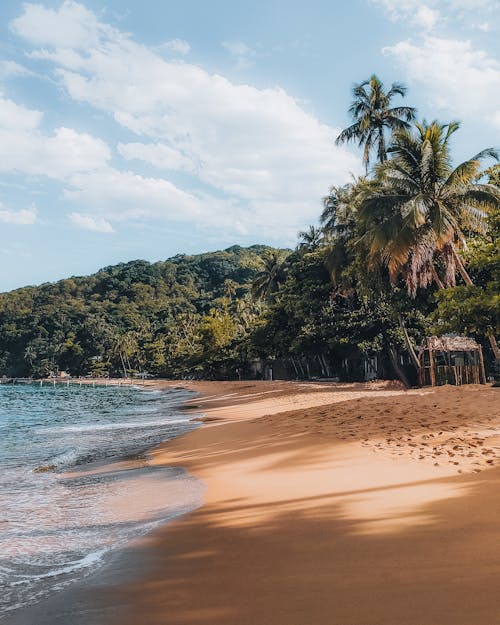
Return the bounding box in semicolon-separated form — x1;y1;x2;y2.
101;380;500;625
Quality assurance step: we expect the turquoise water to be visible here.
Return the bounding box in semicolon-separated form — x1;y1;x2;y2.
0;384;203;618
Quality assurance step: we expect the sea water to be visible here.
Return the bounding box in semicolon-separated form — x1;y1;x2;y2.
0;384;203;619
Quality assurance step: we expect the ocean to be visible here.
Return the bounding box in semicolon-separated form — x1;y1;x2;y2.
0;383;203;620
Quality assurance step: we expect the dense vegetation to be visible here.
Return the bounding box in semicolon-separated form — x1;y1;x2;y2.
0;246;280;379
1;75;499;384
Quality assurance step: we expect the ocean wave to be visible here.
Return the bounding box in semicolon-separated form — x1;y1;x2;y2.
38;417;192;434
9;548;109;584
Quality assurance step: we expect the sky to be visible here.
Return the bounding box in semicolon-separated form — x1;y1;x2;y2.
0;0;498;291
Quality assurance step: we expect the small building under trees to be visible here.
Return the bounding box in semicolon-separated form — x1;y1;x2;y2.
417;335;486;387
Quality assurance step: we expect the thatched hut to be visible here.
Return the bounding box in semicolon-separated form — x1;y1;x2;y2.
418;335;486;386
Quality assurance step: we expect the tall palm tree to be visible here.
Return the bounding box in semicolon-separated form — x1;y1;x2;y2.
320;182;368;286
251;250;289;302
321;183;357;237
335;75;416;171
297;225;323;252
358;120;500;360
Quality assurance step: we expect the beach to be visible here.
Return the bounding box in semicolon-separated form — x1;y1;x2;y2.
73;379;500;625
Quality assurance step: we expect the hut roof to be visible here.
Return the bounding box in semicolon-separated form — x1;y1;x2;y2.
421;335;480;352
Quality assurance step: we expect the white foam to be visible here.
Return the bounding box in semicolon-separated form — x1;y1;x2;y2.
11;549;108;583
39;417;191;434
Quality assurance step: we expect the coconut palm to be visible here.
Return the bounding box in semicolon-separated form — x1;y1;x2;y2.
251;250;289;302
358;120;500;359
297;225;323;252
335;75;416;171
321;183;357;238
320;182;367;286
24;344;37;369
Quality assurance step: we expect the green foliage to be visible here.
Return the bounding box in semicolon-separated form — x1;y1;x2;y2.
0;246;281;379
356;120;499;296
432;204;500;338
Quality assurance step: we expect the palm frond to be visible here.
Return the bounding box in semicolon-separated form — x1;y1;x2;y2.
335;122;361;146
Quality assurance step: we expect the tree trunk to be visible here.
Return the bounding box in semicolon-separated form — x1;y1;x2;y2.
320;353;332;377
387;345;410;388
449;245;500;362
119;351;127;378
296;358;306;378
451;245;473;286
398;314;420;370
430;264;444;289
317;354;326;377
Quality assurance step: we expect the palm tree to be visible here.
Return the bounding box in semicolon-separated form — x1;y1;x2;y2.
297;225;323;252
320;182;366;286
24;344;37;369
358;120;500;360
335;75;416;172
111;332;138;377
321;183;357;237
251;250;289;302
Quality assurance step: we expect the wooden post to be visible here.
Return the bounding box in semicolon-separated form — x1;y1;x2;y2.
428;348;436;386
478;346;487;384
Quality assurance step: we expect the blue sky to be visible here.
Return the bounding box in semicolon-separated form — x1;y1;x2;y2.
0;0;498;291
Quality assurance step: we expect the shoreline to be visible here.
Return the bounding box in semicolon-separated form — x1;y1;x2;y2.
5;380;500;625
0;383;203;625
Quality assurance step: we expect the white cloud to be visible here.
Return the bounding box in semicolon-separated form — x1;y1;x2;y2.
117;142;195;171
222;41;252;57
69;212;113;232
0;95;111;179
222;40;255;69
0;95;42;129
160;39;191;55
450;0;497;9
415;5;440;29
10;0;110;49
372;0;499;28
372;0;440;29
10;1;360;239
0;204;37;224
383;36;500;126
0;60;31;79
65;168;207;223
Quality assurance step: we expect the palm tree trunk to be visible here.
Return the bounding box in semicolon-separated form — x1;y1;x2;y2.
451;245;473;286
320;353;331;377
449;245;500;362
387;344;410;388
398;315;420;370
119;351;127;378
430;264;444;289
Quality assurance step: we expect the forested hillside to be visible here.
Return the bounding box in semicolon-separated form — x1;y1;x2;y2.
0;246;280;378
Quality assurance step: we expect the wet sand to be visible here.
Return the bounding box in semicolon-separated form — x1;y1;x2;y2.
5;380;500;625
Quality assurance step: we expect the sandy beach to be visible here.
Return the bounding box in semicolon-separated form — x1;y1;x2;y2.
69;379;499;625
